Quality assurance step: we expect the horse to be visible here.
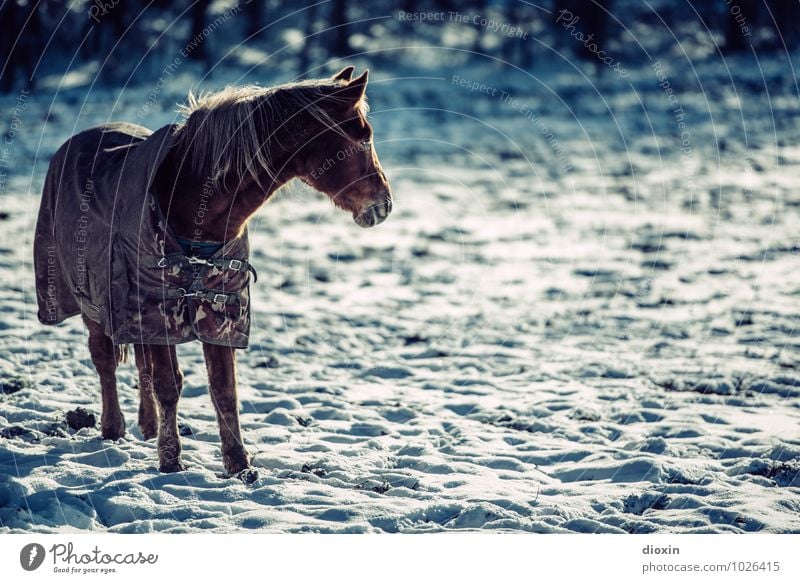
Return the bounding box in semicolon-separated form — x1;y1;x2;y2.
33;67;392;479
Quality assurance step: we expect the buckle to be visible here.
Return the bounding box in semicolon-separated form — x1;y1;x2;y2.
229;259;242;271
212;293;228;304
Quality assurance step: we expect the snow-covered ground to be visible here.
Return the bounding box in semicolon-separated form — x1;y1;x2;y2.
1;52;800;533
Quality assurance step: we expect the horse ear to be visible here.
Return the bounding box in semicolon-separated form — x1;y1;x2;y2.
332;66;355;82
337;69;369;102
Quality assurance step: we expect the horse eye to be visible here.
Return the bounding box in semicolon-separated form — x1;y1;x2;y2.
361;140;372;149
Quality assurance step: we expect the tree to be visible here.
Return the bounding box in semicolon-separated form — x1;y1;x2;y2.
503;0;535;69
299;2;318;75
187;0;211;63
329;0;350;57
768;0;800;51
246;0;267;39
471;0;487;53
723;0;757;53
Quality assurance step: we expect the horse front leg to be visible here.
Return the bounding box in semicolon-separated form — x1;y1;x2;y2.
150;344;186;472
203;343;251;476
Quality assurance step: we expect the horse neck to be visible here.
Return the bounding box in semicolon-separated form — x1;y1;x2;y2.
156;142;294;243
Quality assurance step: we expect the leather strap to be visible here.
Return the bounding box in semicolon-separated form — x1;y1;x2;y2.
147;253;258;282
154;286;243;306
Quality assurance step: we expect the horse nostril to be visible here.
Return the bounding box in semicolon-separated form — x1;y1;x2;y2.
375;190;392;217
374;198;392;220
354;191;392;228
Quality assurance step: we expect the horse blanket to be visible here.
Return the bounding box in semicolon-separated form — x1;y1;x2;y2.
34;122;253;348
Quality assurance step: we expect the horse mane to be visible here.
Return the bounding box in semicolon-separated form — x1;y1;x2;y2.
173;78;369;188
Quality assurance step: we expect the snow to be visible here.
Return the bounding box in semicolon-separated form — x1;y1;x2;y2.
1;42;800;533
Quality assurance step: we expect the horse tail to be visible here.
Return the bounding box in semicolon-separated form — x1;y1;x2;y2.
115;344;129;365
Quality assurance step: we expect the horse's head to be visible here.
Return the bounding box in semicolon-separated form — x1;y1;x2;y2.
295;67;393;228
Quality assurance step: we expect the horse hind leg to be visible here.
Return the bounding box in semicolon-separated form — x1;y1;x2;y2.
82;314;125;440
133;344;158;440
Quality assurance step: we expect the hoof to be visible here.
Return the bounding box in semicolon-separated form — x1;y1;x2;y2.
223;449;252;477
235;468;259;484
139;424;157;440
159;460;187;473
101;418;126;440
138;405;157;440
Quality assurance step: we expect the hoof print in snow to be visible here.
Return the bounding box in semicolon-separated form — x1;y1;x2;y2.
255;355;279;368
361;366;413;380
0;425;32;440
178;423;193;436
746;461;800;488
265;408;299;426
356;480;391;494
653;376;741;396
292;414;313;427
66;407;96;431
570;408;601;422
328;250;359;262
623;491;670;515
301;463;327;478
767;463;800;488
43;422;69;438
236;468;259;484
0;376;29;395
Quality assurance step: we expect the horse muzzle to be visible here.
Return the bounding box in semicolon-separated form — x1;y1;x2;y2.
354;195;392;228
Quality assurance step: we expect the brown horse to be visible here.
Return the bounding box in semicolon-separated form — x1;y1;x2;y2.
37;67;392;480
